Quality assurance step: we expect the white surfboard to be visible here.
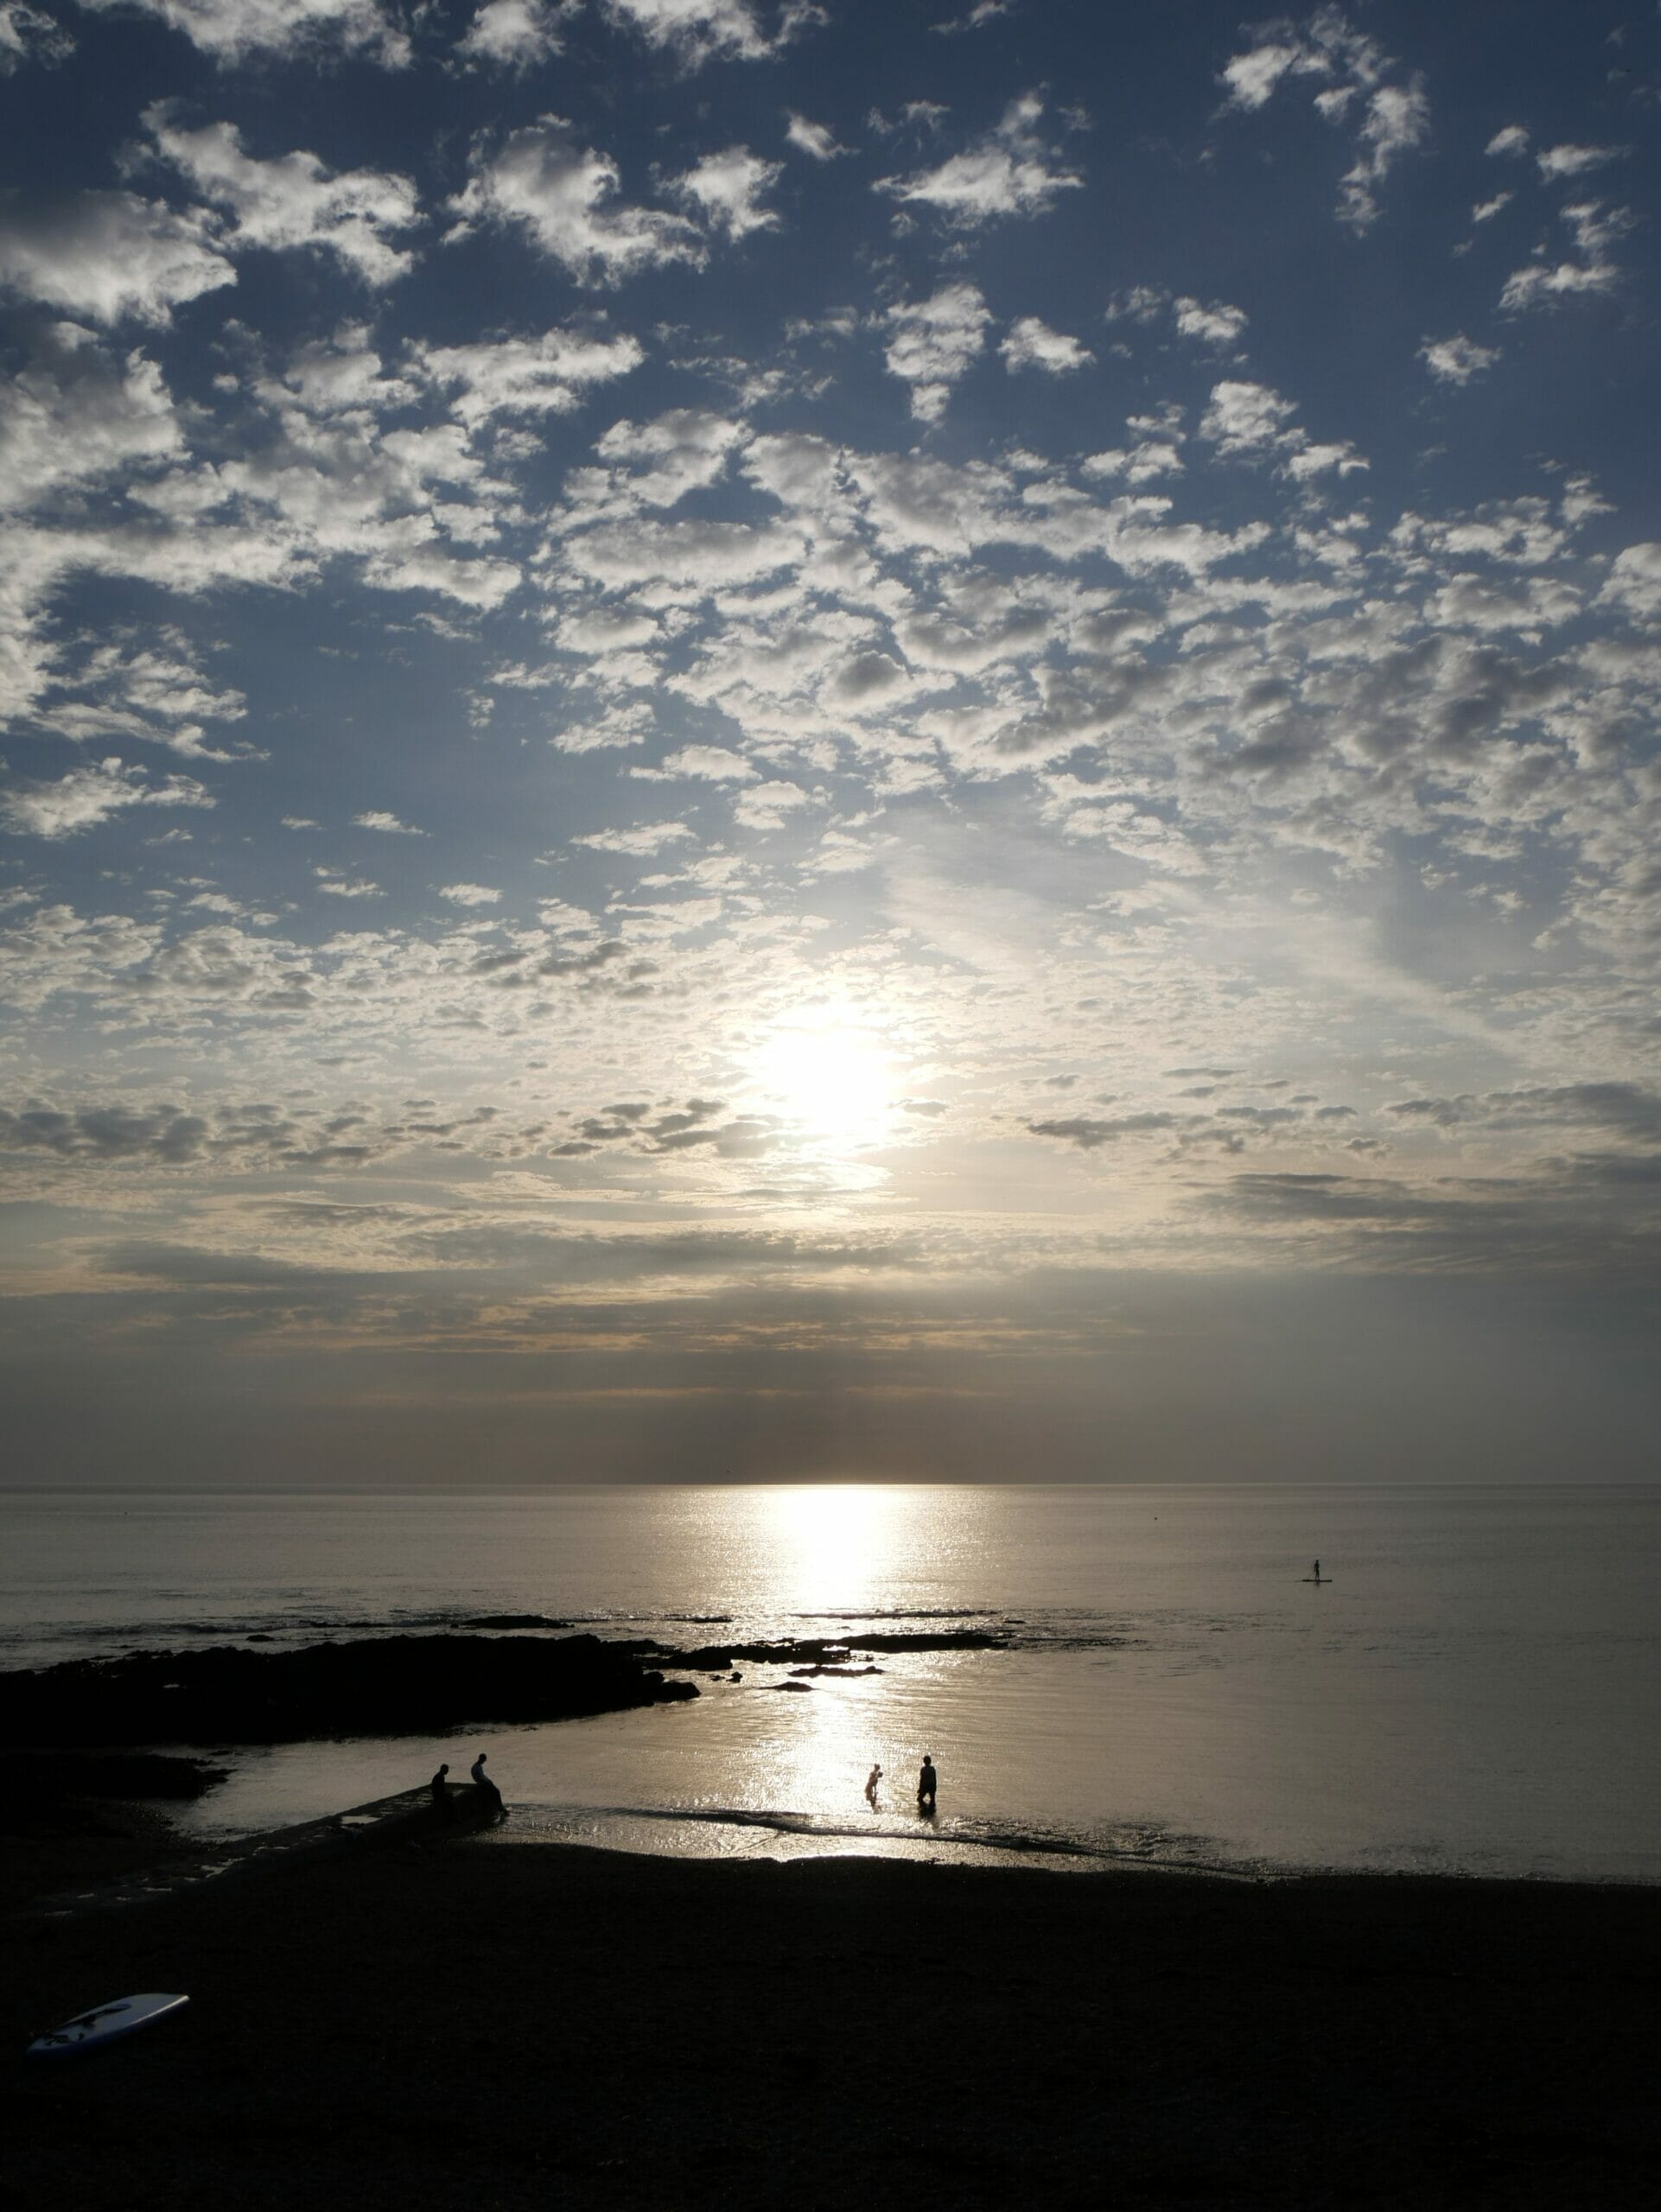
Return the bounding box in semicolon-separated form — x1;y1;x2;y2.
28;1993;188;2059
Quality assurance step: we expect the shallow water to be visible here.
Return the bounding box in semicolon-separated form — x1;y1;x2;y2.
3;1484;1658;1881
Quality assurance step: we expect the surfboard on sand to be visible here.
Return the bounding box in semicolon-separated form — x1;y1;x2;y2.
27;1993;188;2059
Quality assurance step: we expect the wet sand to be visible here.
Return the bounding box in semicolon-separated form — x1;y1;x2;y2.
7;1828;1660;2210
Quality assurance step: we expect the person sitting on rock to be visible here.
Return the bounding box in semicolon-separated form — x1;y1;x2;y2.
430;1762;453;1821
470;1751;506;1821
917;1753;938;1812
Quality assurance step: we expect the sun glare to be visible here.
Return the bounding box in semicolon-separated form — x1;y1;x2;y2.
752;1012;896;1150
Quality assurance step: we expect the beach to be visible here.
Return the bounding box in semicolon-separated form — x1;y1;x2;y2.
10;1820;1660;2211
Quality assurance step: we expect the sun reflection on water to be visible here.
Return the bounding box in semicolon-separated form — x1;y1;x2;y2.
760;1483;906;1621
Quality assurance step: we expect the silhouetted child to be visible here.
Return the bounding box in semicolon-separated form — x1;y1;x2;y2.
430;1762;453;1821
917;1754;938;1812
865;1763;882;1808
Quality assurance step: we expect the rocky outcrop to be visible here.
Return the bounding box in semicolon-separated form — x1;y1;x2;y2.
639;1629;1007;1671
0;1632;697;1751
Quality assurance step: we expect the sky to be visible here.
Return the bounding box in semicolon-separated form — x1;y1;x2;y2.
2;0;1660;1486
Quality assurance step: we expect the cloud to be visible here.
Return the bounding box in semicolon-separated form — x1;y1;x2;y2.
657;744;755;780
1500;200;1629;312
77;0;410;65
1420;334;1500;385
0;2;72;70
785;113;847;161
412;327;645;429
1000;316;1094;374
0;190;232;324
314;872;382;898
1471;192;1511;224
0;327;182;514
1597;544;1661;626
669;145;782;238
1172;296;1248;351
355;810;424;835
449;118;704;284
601;0;822;67
1027;1114;1178;1150
439;881;503;906
1537;143;1627;181
883;282;991;422
1;757;213;838
1486;124;1529;158
144;106;420;288
456;0;572;66
574;821;694;855
0;1101;208;1162
932;0;1012;31
875;92;1081;226
1219;10;1428;230
1198;378;1366;478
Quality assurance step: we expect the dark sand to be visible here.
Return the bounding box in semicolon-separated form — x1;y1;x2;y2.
7;1827;1660;2211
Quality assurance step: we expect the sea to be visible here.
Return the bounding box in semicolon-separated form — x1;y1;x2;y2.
4;1484;1658;1884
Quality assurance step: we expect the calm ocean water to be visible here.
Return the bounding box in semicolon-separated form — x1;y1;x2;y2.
3;1484;1658;1883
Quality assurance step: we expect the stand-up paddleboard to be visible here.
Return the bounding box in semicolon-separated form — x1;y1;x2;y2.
1301;1576;1331;1584
27;1993;188;2059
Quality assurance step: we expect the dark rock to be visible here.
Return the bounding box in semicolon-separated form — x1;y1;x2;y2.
773;1681;814;1692
650;1629;1008;1669
0;1633;700;1751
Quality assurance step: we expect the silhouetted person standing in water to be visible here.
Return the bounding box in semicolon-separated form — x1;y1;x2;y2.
471;1751;506;1821
1314;1560;1321;1580
865;1763;882;1808
430;1762;453;1821
917;1754;938;1813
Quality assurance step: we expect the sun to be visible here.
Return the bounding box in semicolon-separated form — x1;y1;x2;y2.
752;1008;897;1150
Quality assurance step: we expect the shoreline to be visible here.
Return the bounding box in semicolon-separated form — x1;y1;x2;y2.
10;1826;1660;2209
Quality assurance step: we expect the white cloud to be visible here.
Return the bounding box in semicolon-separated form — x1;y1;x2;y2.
1173;296;1249;351
602;0;822;66
875;92;1081;226
1220;10;1428;231
575;821;695;854
0;191;232;324
1597;544;1661;626
1471;192;1511;224
1420;334;1499;386
1338;79;1429;231
785;113;847;161
413;328;645;429
1537;143;1627;181
1000;316;1093;374
884;283;991;422
145;106;420;288
78;0;409;64
1500;200;1630;312
0;3;72;70
449;118;704;285
932;0;1013;32
355;810;424;835
1198;379;1298;454
439;881;503;906
314;871;383;898
734;778;808;830
0;327;181;512
670;146;782;238
457;0;571;67
658;744;755;780
1486;124;1529;158
1;757;212;838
